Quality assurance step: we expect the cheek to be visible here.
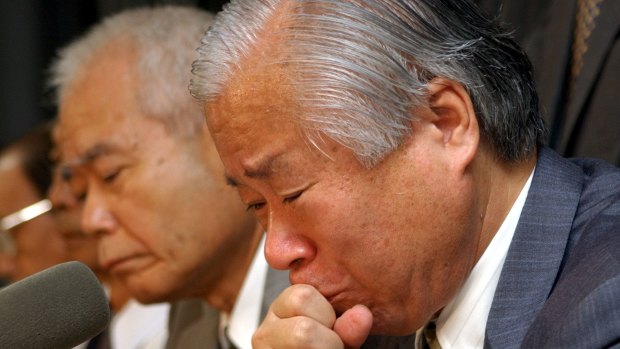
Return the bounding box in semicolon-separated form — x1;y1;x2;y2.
99;204;165;270
298;182;398;274
304;168;452;275
14;228;47;253
112;176;189;249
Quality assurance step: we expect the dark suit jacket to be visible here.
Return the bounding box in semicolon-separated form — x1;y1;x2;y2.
485;147;620;348
165;267;290;349
524;0;620;166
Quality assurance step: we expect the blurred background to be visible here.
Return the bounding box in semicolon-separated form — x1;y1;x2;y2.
0;0;228;148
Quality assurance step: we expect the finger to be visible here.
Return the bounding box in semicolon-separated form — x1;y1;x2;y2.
253;315;344;349
271;284;337;328
333;304;374;349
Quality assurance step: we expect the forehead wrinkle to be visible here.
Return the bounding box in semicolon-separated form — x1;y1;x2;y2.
242;152;280;180
248;147;293;180
225;149;288;188
59;142;115;175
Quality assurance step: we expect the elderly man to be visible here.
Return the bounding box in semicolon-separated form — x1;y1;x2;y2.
51;6;288;349
190;0;620;348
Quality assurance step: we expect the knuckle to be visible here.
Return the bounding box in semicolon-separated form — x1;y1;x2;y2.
251;330;265;348
292;317;318;346
287;284;315;311
252;325;275;349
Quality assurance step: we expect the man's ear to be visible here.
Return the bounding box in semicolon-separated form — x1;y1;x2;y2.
425;77;480;172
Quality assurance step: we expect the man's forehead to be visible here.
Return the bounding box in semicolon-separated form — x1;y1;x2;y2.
224;141;312;188
238;148;288;180
55;107;147;163
54;119;103;162
54;40;139;152
54;118;85;147
203;53;319;183
206;55;300;126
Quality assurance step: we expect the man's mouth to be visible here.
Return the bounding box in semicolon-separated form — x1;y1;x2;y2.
101;254;141;273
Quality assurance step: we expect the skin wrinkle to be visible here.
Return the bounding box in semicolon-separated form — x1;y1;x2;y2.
193;3;546;345
211;84;458;332
204;47;538;337
55;38;259;310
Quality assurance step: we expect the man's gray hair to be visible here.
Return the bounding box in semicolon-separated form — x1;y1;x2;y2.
191;0;546;167
50;6;213;137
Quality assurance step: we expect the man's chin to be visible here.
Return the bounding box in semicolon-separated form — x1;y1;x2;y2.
359;306;418;336
128;285;175;304
329;301;417;336
121;274;179;304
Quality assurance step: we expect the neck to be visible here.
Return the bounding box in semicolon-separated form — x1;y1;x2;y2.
97;272;132;312
202;224;264;313
474;149;537;262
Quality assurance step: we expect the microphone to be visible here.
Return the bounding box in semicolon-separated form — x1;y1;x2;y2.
0;261;111;349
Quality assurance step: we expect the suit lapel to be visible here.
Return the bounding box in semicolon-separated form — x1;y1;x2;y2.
559;0;620;152
484;148;583;349
165;299;220;349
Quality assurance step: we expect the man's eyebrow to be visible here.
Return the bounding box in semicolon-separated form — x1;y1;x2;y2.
225;175;239;187
58;143;112;181
225;152;284;188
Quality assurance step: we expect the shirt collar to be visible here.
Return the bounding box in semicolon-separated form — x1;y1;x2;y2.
226;235;269;349
435;168;535;349
110;299;169;349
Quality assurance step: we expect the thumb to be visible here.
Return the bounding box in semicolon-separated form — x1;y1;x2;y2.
333;304;373;349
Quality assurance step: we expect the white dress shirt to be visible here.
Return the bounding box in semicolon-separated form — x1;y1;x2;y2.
110;299;169;349
219;236;269;349
434;170;535;349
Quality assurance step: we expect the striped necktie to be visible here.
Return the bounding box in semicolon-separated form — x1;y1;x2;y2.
85;327;110;349
416;320;442;349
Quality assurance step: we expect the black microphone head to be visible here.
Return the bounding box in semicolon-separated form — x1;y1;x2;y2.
0;261;110;349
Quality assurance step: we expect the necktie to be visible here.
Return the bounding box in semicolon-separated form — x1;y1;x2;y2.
218;321;238;349
85;327;110;349
416;320;442;349
226;333;238;349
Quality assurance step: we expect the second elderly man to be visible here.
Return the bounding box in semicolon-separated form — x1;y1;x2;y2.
50;6;289;349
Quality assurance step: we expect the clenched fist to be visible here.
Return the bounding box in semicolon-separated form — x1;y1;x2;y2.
253;284;373;349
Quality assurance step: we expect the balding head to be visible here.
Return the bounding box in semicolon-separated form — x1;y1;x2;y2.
51;6;214;138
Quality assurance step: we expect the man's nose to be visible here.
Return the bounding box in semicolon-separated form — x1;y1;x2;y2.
264;214;316;270
48;167;81;210
81;190;116;236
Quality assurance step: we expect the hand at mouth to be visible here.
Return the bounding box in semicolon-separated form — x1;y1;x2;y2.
252;284;374;349
333;304;374;348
